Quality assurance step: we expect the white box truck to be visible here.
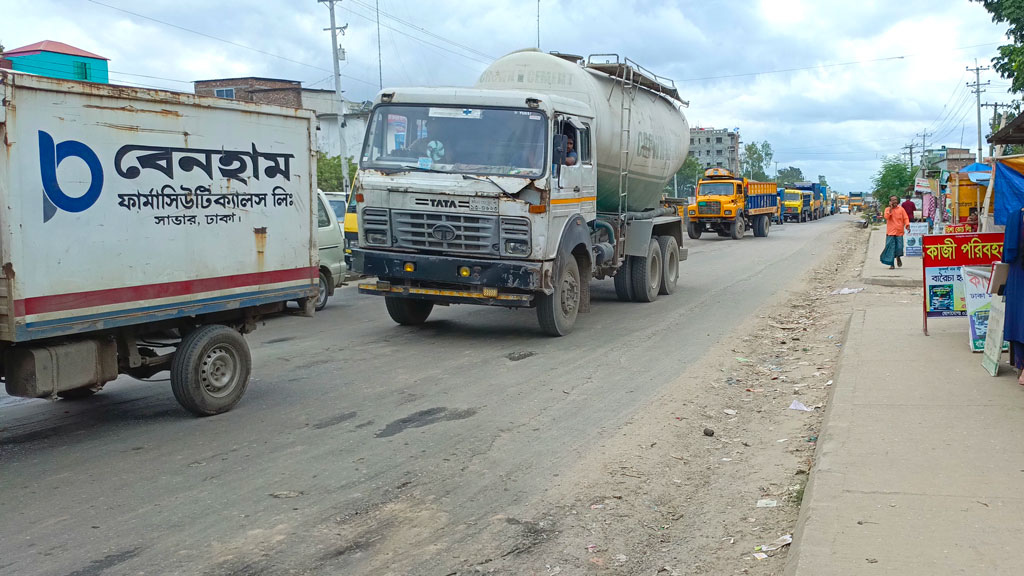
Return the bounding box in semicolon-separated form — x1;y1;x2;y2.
0;70;318;415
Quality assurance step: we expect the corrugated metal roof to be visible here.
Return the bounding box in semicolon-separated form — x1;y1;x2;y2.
3;40;109;61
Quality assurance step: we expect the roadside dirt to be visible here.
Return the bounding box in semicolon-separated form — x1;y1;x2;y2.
467;222;869;575
312;222;870;576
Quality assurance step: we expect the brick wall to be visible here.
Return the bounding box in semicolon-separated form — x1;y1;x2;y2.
194;78;302;108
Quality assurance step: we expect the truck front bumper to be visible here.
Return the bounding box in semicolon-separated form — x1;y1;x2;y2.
353;248;547;307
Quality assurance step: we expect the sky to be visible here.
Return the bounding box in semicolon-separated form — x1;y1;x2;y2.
1;0;1014;192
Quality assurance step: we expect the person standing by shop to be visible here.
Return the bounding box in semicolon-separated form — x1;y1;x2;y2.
881;195;911;269
902;195;918;223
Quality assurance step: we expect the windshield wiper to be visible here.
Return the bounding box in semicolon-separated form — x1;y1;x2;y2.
397;163;447;174
461;174;530;196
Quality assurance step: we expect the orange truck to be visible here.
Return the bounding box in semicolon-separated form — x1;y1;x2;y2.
685;168;780;239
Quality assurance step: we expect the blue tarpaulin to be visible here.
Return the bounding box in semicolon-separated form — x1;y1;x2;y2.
993;158;1024;226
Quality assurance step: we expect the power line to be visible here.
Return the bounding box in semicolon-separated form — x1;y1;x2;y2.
85;0;379;87
347;0;496;61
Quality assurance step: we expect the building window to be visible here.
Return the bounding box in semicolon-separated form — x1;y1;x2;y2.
716;137;722;144
215;88;236;99
706;137;711;143
690;138;694;145
73;61;89;80
716;149;723;156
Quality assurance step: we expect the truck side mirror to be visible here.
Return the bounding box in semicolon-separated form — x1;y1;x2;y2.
553;134;567;179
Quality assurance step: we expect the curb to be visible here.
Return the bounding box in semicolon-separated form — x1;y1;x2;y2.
861;276;919;288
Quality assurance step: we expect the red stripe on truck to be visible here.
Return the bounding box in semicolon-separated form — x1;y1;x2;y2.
16;267;317;316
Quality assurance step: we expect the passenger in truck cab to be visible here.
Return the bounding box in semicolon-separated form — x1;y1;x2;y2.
564;136;578;166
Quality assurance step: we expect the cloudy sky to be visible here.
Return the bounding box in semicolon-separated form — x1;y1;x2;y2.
2;0;1013;191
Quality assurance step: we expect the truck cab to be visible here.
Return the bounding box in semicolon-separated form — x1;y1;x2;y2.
782;189;812;222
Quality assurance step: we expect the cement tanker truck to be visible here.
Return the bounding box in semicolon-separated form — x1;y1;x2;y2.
352;50;690;335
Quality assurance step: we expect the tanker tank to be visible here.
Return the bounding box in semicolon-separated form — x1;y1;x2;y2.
476;49;690;213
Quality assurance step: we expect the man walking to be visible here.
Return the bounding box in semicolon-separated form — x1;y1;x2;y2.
901;195;918;223
881;195;911;269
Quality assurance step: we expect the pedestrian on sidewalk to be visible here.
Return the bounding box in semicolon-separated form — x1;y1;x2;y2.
881;195;910;269
902;196;918;222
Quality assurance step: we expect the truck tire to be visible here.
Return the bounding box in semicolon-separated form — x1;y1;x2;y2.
729;216;745;240
754;214;769;237
630;238;662;302
385;297;434;325
537;255;580;336
315;270;330;311
613;257;634;302
171;325;251;416
687;221;702;240
657;236;679;295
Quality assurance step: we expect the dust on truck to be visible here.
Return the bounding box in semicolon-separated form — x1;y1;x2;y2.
353;50;690;336
0;70;318;415
685;168;780;239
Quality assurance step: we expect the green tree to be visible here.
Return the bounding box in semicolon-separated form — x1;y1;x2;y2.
740;140;773;181
776;166;804;185
972;1;1024;93
818;174;828;187
870;156;918;206
666;155;702;196
316;152;357;192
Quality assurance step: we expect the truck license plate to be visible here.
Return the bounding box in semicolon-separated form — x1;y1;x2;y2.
469;197;499;212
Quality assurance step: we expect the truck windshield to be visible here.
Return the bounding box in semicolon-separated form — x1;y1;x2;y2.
698;182;735;196
360;105;548;178
785;192;802;202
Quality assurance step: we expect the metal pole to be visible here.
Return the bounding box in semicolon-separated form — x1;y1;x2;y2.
322;0;350;192
537;0;540;49
376;0;383;90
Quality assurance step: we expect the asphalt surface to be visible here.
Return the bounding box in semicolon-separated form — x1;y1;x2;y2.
0;215;852;576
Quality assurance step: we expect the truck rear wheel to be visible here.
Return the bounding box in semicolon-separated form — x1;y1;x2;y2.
613;257;634;302
630;238;662;302
687;221;702;240
657;236;679;295
315;270;330;311
753;214;768;237
537;255;580;336
730;216;745;240
385;297;434;325
171;325;251;417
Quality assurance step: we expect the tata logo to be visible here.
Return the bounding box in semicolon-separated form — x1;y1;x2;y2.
38;131;104;223
429;199;457;208
430;223;457;242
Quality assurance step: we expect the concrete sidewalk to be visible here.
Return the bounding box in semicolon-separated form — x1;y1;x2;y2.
862;225;922;287
787;283;1024;573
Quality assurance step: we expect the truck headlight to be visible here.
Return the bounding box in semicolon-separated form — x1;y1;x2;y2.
504;239;530;256
688;210;696;216
366;232;388;245
724;210;732;216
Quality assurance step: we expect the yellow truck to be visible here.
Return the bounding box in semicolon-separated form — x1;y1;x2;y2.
782;189;812;222
686;168;780;239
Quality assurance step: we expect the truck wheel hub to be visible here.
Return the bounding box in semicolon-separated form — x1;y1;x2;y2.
201;346;238;397
560;274;579;315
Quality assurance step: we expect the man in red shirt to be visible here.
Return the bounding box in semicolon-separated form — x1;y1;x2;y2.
881;196;911;269
901;196;917;223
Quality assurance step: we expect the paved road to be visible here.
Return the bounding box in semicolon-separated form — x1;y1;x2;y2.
0;216;852;575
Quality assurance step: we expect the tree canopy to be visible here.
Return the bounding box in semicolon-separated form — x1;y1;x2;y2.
776;166;804;185
871;156;918;206
973;1;1024;93
317;152;356;193
741;140;773;181
667;155;702;197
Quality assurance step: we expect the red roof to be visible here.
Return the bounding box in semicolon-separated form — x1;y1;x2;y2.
3;40;108;61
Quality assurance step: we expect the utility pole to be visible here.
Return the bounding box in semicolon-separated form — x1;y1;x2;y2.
375;0;383;89
902;142;917;170
916;131;932;169
320;0;350;193
982;102;1006;157
536;0;541;49
967;59;990;162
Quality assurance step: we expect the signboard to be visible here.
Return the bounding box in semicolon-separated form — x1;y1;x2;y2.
914;177;931;194
944;223;972;234
983;297;1008;376
963;267;1009;353
921;233;1004;335
905;222;929;257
